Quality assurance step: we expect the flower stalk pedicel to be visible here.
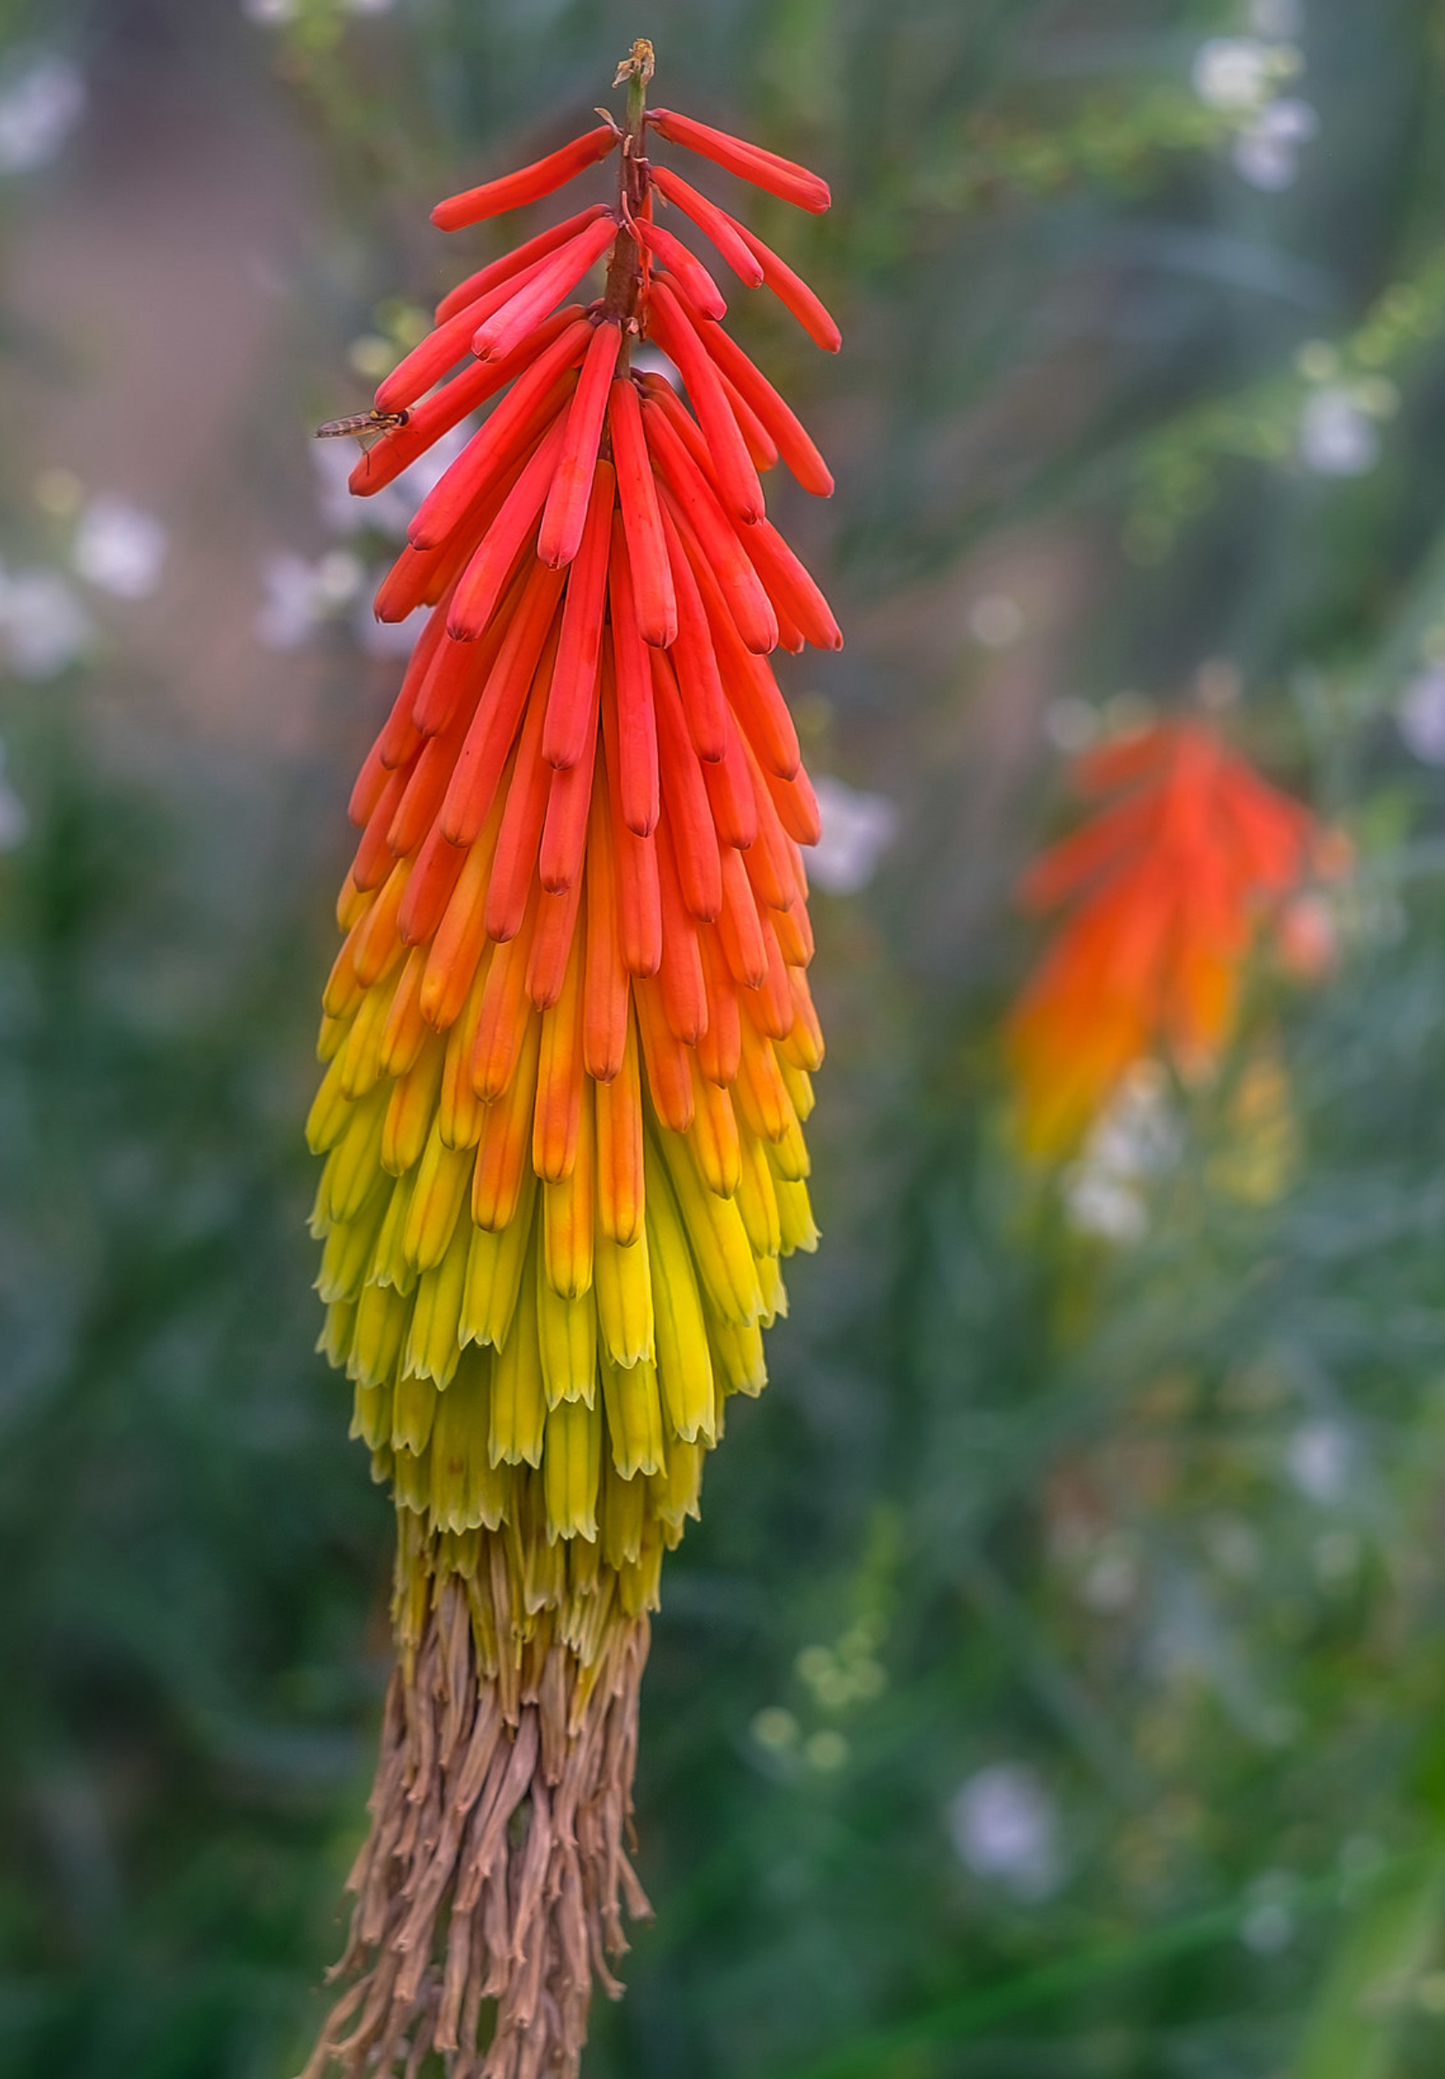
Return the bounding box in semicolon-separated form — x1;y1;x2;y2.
302;42;838;2079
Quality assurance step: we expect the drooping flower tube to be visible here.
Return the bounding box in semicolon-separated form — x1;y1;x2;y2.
301;41;838;2079
1008;718;1333;1156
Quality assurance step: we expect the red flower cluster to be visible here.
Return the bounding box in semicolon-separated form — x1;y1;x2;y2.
304;43;841;2079
328;64;840;1264
1008;719;1329;1155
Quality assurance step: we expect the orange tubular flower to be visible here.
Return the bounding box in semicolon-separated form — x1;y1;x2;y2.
1007;718;1327;1157
302;40;837;2079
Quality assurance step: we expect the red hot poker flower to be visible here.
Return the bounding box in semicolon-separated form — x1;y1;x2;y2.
431;124;621;232
1007;718;1331;1157
303;39;838;2079
648;107;833;212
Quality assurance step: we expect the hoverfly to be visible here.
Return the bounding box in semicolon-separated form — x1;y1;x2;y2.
314;407;410;448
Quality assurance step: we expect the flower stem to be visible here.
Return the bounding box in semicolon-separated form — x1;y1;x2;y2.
603;39;656;339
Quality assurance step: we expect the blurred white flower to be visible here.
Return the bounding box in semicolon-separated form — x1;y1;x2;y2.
1192;37;1276;110
0;564;91;678
312;421;473;542
967;593;1025;650
315;549;365;604
809;774;896;895
949;1765;1062;1900
72;496;169;599
241;0;298;21
256;556;319;650
751;1706;800;1751
1063;1062;1182;1245
1080;1536;1141;1614
1396;667;1445;765
1090;1064;1181;1170
1241;1873;1297;1955
1286;1419;1352;1503
1044;696;1099;755
1233;97;1318;190
0;737;28;850
1193;24;1315;191
1299;387;1379;477
1241;1898;1295;1954
804;1730;849;1772
1197;657;1243;710
1063;1170;1148;1246
0;54;86;174
255;549;364;649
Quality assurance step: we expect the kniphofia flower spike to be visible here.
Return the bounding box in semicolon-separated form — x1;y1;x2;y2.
302;42;838;2079
1007;718;1328;1156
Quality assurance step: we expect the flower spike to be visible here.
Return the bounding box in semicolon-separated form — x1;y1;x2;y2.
1008;718;1337;1157
304;44;840;2079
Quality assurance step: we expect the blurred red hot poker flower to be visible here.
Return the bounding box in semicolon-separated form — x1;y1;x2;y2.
302;40;839;2079
1007;718;1338;1157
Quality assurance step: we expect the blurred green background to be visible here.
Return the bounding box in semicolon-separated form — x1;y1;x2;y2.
8;1;1445;2075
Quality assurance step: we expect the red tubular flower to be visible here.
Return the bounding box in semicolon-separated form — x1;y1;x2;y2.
303;39;838;2079
538;319;624;568
634;215;728;318
430;123;620;231
648;107;833;212
1008;718;1334;1156
434;205;616;325
471;213;621;362
737;222;842;352
606;378;676;651
649;163;765;284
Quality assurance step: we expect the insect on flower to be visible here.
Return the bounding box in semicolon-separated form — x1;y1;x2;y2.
299;39;840;2079
315;407;412;445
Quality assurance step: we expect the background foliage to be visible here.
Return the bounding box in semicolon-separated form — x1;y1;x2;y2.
7;1;1445;2075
